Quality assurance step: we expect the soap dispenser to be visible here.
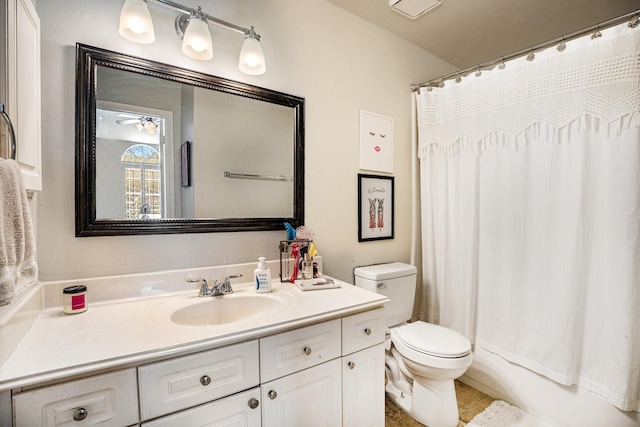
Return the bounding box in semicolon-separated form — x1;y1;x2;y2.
254;257;272;293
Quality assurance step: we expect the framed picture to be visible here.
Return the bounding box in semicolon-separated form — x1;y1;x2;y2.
181;141;191;187
358;174;394;241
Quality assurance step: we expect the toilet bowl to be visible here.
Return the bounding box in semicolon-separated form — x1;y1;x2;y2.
354;262;472;427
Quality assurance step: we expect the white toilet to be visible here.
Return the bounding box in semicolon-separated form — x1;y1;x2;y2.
354;262;472;427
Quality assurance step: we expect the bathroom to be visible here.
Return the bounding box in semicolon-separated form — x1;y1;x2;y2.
1;0;639;426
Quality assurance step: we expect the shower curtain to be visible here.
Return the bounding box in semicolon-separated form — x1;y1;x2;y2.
417;22;639;412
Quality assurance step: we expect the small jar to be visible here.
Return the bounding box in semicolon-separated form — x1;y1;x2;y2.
63;285;88;314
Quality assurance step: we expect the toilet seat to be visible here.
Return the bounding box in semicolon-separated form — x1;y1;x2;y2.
391;321;471;359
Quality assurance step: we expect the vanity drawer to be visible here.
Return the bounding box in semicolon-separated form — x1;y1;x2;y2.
342;308;385;355
138;340;259;420
142;387;261;427
260;319;341;382
13;368;138;427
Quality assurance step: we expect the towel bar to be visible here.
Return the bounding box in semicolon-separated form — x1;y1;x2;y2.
224;171;292;181
0;103;17;160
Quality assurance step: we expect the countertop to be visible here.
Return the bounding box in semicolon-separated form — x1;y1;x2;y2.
0;278;388;391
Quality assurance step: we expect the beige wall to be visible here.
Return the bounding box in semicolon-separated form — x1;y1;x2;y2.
35;0;454;282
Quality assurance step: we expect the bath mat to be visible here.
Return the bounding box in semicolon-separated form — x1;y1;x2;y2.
467;400;552;427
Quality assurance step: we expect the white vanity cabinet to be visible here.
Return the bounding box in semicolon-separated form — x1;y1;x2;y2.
9;307;386;426
12;368;138;426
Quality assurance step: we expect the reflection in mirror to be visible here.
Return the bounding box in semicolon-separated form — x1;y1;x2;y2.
76;44;304;236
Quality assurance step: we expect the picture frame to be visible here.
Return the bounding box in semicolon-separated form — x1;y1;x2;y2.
358;174;394;241
181;141;191;187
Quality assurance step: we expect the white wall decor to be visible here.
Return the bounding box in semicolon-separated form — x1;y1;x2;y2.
359;110;394;173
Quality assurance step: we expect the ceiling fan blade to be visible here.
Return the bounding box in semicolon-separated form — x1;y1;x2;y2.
116;118;141;125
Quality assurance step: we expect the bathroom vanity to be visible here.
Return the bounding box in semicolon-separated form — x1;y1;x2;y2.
0;260;389;426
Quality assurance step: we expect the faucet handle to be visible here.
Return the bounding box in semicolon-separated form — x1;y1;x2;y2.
223;273;243;293
187;278;211;297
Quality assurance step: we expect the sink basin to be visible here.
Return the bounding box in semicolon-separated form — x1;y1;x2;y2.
152;289;294;326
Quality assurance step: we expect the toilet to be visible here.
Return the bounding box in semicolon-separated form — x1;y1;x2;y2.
354;262;472;427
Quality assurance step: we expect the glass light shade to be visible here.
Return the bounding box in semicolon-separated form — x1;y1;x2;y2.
119;0;155;44
239;37;266;75
182;18;213;60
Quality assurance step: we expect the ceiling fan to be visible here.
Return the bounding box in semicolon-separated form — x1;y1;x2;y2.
116;113;160;134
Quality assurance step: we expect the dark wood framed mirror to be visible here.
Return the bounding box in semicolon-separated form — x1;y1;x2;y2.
75;44;304;236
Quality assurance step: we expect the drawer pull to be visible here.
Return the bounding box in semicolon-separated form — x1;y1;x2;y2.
268;390;278;400
303;346;312;356
200;375;212;386
364;328;372;335
248;398;260;409
73;407;88;421
347;361;355;369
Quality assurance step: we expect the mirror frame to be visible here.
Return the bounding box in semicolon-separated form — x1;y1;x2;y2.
75;44;305;236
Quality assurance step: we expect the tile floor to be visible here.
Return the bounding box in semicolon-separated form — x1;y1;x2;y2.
384;380;495;427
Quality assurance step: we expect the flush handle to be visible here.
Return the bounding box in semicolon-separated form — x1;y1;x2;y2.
364;328;372;336
377;282;387;289
200;375;211;386
73;407;88;421
303;346;312;356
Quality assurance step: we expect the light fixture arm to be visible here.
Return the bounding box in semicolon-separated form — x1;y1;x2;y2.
150;0;257;37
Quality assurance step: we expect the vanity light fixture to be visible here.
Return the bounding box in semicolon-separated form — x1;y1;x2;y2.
118;0;266;75
119;0;155;44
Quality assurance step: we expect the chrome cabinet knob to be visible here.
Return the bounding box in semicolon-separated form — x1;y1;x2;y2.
347;361;355;370
268;390;278;400
303;346;312;355
200;375;211;386
248;398;260;409
73;407;88;421
364;328;372;336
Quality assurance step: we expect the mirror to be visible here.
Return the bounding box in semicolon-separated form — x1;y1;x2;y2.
75;44;304;236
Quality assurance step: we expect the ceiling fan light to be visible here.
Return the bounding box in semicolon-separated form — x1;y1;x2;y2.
119;0;155;44
239;34;266;75
182;17;213;60
388;0;442;19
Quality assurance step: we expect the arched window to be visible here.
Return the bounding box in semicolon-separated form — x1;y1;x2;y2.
121;144;162;219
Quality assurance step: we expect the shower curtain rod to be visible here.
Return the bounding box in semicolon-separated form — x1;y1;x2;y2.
411;9;640;91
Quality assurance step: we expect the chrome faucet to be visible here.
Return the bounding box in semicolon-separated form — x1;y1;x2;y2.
187;274;243;297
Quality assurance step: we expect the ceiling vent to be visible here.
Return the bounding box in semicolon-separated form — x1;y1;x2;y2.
388;0;442;19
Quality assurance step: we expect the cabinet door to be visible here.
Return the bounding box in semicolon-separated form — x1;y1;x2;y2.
6;0;41;191
261;359;342;427
342;343;385;427
12;368;138;427
142;387;261;427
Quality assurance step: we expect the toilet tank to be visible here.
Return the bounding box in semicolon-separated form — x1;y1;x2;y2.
354;262;417;328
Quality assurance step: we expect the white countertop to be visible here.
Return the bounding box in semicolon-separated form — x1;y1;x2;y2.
0;278;388;391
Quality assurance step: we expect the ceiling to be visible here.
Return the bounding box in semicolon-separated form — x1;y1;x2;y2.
326;0;639;71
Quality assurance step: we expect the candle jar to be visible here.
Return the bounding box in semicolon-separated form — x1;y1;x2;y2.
63;285;88;314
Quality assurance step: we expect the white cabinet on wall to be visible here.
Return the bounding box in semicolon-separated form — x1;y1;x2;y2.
2;0;41;191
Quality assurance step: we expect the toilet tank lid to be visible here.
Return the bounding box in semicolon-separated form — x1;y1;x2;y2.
354;262;417;280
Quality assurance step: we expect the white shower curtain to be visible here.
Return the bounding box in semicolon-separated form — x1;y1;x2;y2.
417;22;640;412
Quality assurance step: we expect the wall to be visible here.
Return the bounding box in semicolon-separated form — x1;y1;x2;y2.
35;0;454;282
